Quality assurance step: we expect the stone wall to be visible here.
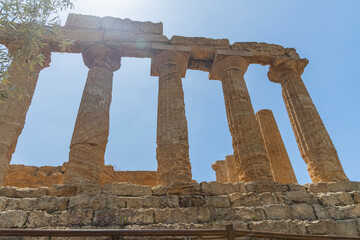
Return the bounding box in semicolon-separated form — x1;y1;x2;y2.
3;164;158;188
0;181;359;239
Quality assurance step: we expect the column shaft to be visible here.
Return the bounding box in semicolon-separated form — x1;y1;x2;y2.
225;155;239;183
64;46;120;184
156;63;192;185
212;160;227;183
281;74;348;182
221;68;274;182
0;51;50;185
256;109;297;184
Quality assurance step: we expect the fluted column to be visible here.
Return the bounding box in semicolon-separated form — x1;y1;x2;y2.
212;160;227;183
225;155;239;183
151;50;192;185
210;56;274;182
64;45;121;184
268;59;348;182
0;47;51;185
256;109;297;184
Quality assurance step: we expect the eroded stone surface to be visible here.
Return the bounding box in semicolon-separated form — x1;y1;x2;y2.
210;56;274;182
152;51;192;185
0;181;359;237
0;50;50;186
256;109;297;184
268;60;349;183
64;45;121;184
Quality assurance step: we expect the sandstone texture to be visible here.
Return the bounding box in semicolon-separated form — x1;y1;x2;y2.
256;109;298;184
225;155;239;183
0;181;359;238
3;164;158;188
0;50;50;186
151;51;192;185
211;160;227;183
64;45;121;184
210;56;274;182
268;60;349;183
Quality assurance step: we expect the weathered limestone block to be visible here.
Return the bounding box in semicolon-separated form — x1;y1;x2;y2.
0;210;27;228
49;184;77;197
210;55;274;182
342;204;360;219
268;59;349;183
151;50;192;185
291;203;317;220
51;209;94;227
352;191;360;204
179;195;204;207
245;181;287;193
230;192;278;207
167;182;201;195
152;185;168;196
0;49;50;186
263;204;293;220
94;208;154;226
276;190;318;204
64;45;121;184
0;197;7;211
334;220;359;236
36;196;68;212
225;155;239;183
256;109;298;184
102;183;152;196
126;195;179;208
154;207;211;224
306;219;336;235
200;181;238;195
27;211;51;228
204;195;230;208
318;192;354;206
65;14;163;35
68;194;125;210
210;206;266;222
6;198;38;211
100;165;158;187
248;220;307;234
3;165;64;188
211;160;227;183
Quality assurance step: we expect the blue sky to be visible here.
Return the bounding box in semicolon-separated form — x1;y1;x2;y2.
10;0;360;184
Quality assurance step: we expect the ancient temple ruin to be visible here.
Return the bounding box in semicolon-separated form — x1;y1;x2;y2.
0;13;349;187
1;14;360;238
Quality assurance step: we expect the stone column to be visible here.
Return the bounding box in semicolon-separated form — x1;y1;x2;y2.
64;45;121;184
225;155;239;183
210;56;274;182
0;48;51;185
256;109;298;184
212;160;227;183
268;59;348;182
151;50;192;185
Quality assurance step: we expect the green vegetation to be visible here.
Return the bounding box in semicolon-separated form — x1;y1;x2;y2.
0;0;74;102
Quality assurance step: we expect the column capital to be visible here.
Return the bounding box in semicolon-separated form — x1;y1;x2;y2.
211;160;225;171
82;45;121;71
209;55;249;80
267;58;308;83
151;50;190;78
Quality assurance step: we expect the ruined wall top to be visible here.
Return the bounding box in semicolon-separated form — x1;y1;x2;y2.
0;13;306;71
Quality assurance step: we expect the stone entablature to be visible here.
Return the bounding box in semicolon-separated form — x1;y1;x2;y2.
0;13;350;186
0;181;359;237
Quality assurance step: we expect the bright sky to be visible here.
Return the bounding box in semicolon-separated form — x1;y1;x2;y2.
10;0;360;185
